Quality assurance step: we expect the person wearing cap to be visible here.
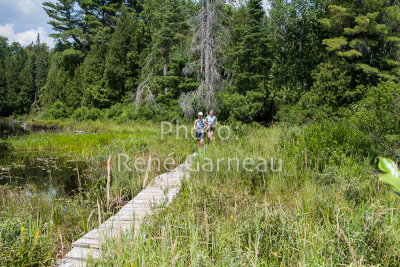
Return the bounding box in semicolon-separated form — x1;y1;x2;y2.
193;112;209;147
206;110;218;143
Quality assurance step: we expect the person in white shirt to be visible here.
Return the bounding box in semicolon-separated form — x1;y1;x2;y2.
206;110;218;143
193;112;209;147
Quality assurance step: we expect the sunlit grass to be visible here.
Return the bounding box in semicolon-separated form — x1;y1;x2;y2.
96;125;400;266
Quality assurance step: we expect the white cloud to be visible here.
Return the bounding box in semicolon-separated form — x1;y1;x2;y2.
0;23;54;47
16;0;35;15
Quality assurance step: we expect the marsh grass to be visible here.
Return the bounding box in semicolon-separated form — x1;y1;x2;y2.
0;121;194;265
96;125;400;266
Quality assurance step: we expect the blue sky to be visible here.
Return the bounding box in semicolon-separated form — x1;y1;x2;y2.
0;0;271;48
0;0;55;47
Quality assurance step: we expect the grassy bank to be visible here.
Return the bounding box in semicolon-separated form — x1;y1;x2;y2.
2;119;400;265
96;124;400;266
0;120;194;265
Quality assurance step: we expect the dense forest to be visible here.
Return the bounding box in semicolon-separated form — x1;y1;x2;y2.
0;0;399;124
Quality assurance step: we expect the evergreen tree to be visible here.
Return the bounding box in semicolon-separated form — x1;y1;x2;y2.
268;0;326;106
103;8;142;106
43;0;88;49
80;28;111;108
40;53;72;108
3;43;29;115
221;0;270;122
152;0;190;77
79;0;124;32
18;53;35;114
0;37;9;116
322;1;400;85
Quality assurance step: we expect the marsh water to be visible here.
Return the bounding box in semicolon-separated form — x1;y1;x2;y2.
0;121;87;197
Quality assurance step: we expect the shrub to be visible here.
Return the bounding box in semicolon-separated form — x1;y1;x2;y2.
106;103;124;119
134;104;155;121
218;90;265;123
352;80;400;157
86;108;103;121
72;107;103;121
72;107;89;121
281;119;373;169
46;101;68;119
115;105;136;123
276;103;333;125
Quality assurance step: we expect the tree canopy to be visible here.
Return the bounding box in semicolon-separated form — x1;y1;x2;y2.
0;0;399;124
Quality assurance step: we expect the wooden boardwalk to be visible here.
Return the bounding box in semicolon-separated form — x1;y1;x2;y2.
58;154;194;267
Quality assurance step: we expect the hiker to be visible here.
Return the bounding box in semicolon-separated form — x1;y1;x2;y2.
206;110;218;143
193;112;208;147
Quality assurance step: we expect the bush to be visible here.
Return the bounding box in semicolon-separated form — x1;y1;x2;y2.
106;103;124;119
276;103;333;125
46;101;68;119
115;105;136;123
134;104;156;121
72;107;103;121
218;89;265;123
86;108;103;121
72;107;89;121
281;119;373;169
352;80;400;157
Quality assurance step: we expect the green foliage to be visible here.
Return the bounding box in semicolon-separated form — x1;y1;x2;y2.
72;106;103;121
0;0;398;126
222;0;270;122
268;0;325;107
0;39;49;116
0;214;56;266
282;119;373;168
46;100;68;119
352;80;400;157
105;103;124;119
322;1;400;84
72;106;89;121
219;90;265;123
276;103;333;125
86;107;103;121
103;7;142;106
379;157;400;193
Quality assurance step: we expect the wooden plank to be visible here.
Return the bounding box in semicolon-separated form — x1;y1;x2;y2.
58;258;87;267
73;236;101;249
66;247;100;261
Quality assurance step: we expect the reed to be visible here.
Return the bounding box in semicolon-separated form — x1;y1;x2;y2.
96;125;400;266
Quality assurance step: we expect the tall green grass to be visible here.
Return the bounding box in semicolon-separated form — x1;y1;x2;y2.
96;125;400;266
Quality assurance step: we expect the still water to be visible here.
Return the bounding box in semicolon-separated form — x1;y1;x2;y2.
0;121;87;197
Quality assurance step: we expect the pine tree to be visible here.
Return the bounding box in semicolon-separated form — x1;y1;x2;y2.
0;37;9;116
152;0;189;77
4;43;29;115
221;0;270;122
79;0;124;31
43;0;89;49
268;0;326;105
103;8;142;106
322;1;400;85
80;28;111;108
40;54;71;108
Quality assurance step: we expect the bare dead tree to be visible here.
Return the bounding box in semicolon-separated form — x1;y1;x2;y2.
134;55;160;111
180;0;223;117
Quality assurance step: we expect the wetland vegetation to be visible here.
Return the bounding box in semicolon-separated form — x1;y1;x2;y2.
1;0;400;265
